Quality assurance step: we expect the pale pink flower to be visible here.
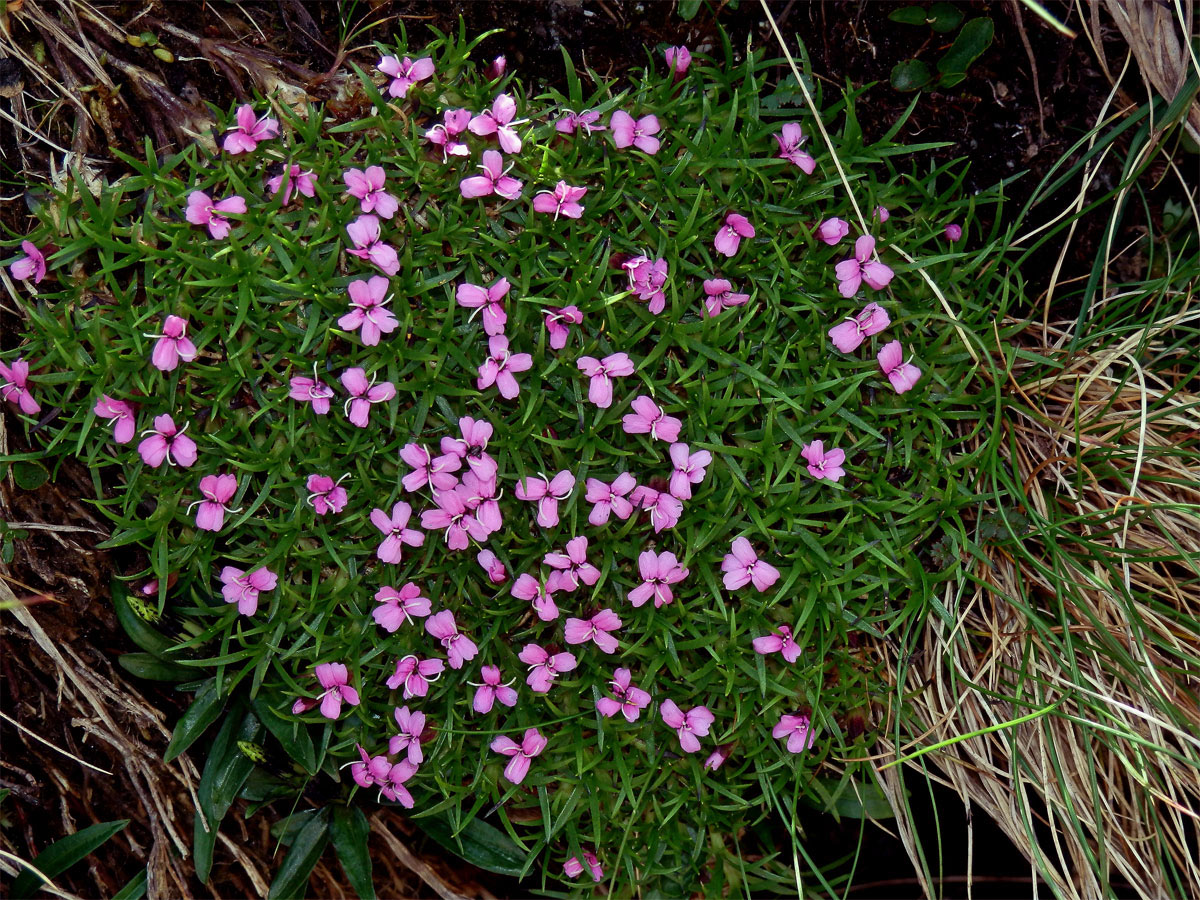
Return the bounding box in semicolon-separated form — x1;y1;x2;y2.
472;664;518;714
544;536;600;592
610;110;661;154
875;205;890;223
438;416;497;480
191;473;238;532
219;565;277;616
577;353;634;408
828;302;890;353
378;55;434;98
660;700;714;753
721;537;780;592
543;306;583;350
623;255;669;314
628;550;688;608
340;367;395;428
289;373;334;415
564;608;622;653
945;223;963;242
518;643;577;692
802;440;845;482
476;335;532;400
340;275;398;346
532;181;587;220
137;414;198;468
622;395;681;442
370;501;425;563
310;662;359;719
714;213;755;257
775;122;815;173
306;474;348;515
630;485;683;533
773;713;816;753
343;166;399;219
185;191;246;240
584;473;637;526
702;278;750;317
668;443;712;500
425;108;472;160
222;104;279;154
94;395;136;444
752;624;802;663
563;851;604;882
456;277;510;336
460;150;524;200
346;215;399;276
515;470;575;528
835;235;894;297
664;45;691;77
511;573;559;621
490;728;546;785
877;340;921;394
9;241;46;283
149;315;198;372
816;217;849;245
0;358;38;415
372;583;431;632
704;744;732;771
399;442;461;493
388;706;427;765
477;549;508;583
469;94;524;154
555;109;605;135
266;164;316;204
596;668;651;721
386;655;444;699
425;609;477;670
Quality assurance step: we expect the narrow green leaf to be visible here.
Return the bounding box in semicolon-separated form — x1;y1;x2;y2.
164;678;226;763
11;820;130;899
111;580;175;657
118;652;194;682
937;17;994;76
330;807;375;900
112;869;148;900
418;814;527;878
267;810;330;900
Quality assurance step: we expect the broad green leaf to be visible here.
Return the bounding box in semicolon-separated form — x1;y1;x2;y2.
164;678;226;763
111;581;175;657
887;5;929;25
928;1;964;31
267;810;329;900
330;807;375;900
251;697;317;774
937;16;994;75
677;0;702;21
118;652;194;682
890;59;933;92
112;869;148;900
418;814;527;878
11;820;130;899
194;710;263;883
11;461;49;490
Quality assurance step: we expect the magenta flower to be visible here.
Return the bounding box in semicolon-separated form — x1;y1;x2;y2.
702;278;750;318
623;254;669;314
343;166;399;219
457;473;500;536
304;662;359;720
511;573;559;621
630;485;683;534
945;223;963;242
828;302;890;353
490;727;546;785
835;235;894;297
377;54;434;98
94;395;136;444
477;549;508;584
306;473;349;515
476;335;532;400
222;104;279;154
339;276;397;347
664;45;691;77
515;470;576;528
704;745;733;772
372;583;431;632
370;501;425;563
721;538;781;592
877;340;922;394
775;122;816;173
622;395;682;442
149;315;198;372
875;205;890;223
345;215;400;276
628;550;689;608
596;668;651;722
659;700;714;754
137;414;198;468
801;440;846;482
425;610;478;670
532;181;587;220
185;191;246;240
386;654;445;699
668;443;712;500
389;706;427;765
289;373;334;415
544;536;600;593
564;608;622;654
456;277;510;336
563;851;604;882
425;108;472;160
816;217;850;245
555;109;606;135
340;368;395;428
0;358;39;415
351;746;392;790
399;442;460;493
484;55;507;80
191;473;238;532
773;713;817;753
577;353;634;408
543;305;583;350
584;473;637;526
378;759;418;807
752;624;802;663
469;94;524;154
266;164;316;204
420;488;488;550
439;416;497;480
472;664;518;714
518;643;577;693
219;565;277;616
610;110;661;154
9;241;46;283
460;149;524;200
714;213;755;258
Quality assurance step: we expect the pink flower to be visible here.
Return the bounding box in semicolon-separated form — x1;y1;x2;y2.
289;373;334;415
370;501;425;563
137;414;198;468
459;473;502;536
511;573;559;621
664;45;691;77
490;727;546;785
378;759;417;807
702;278;750;318
828;302;890;354
292;662;360;719
630;485;683;534
340;368;395;428
877;340;922;394
532;181;587;220
875;205;890;223
515;470;575;528
945;223;963;242
460;149;524;200
425;610;478;669
563;851;604;882
555;109;606;135
596;668;651;721
399;442;460;493
543;306;583;350
835;235;894;297
628;550;688;608
94;395;136;444
439;417;497;480
476;335;532;400
623;255;669;314
350;745;392;789
378;54;434;98
222;104;278;154
472;664;519;714
191;473;238;532
149;315;198;372
469;94;524;154
0;358;39;415
584;473;637;526
564;608;622;653
752;624;801;663
386;654;444;699
704;745;732;771
185;191;246;240
610;110;661;154
346;215;400;276
219;565;277;616
425;108;472;160
721;537;780;592
802;440;846;482
9;241;46;283
420;487;490;549
339;276;397;347
343;166;399;219
518;643;577;692
577;353;634;408
484;55;506;80
388;706;427;765
816;217;849;245
668;443;711;500
306;474;348;515
372;583;431;632
456;277;510;336
775;122;816;173
622;395;682;442
544;536;600;592
659;700;714;753
477;549;508;583
773;713;816;753
266;164;316;204
714;213;755;257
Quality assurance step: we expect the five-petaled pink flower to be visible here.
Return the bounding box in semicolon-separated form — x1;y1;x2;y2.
945;223;963;242
664;45;691;77
511;573;559;621
477;548;508;583
532;181;587;220
544;536;600;592
469;94;524;154
773;713;817;753
420;489;483;550
628;550;689;608
343;166;400;219
835;235;894;297
477;335;532;400
425;609;478;669
219;565;277;616
138;414;198;468
266;164;316;204
346;215;400;276
622;395;682;443
351;746;392;790
563;851;604;882
752;624;802;663
460;149;524;200
816;217;849;245
293;662;360;720
630;485;683;534
721;538;780;592
802;440;846;482
389;706;427;765
378;759;418;807
490;727;546;785
386;654;445;698
223;104;279;154
623;255;669;314
289;372;334;415
515;470;575;528
378;54;434;98
668;443;712;500
340;276;398;347
610;110;661;154
370;501;425;563
584;473;637;526
472;664;518;714
400;442;460;493
877;340;921;394
577;353;634;408
439;416;497;480
659;700;714;753
341;368;395;428
306;473;348;515
185;191;246;240
702;278;750;318
596;668;651;721
714;213;755;257
518;643;577;693
555;109;605;135
373;583;431;632
94;395;136;444
775;122;816;174
564;608;622;653
543;306;583;350
828;302;890;353
425;108;472;160
191;473;238;532
0;358;39;415
149;315;198;372
456;277;510;336
9;241;46;283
